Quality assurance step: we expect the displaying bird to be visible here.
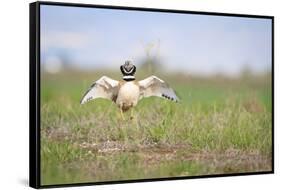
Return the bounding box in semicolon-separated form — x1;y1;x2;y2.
80;60;179;118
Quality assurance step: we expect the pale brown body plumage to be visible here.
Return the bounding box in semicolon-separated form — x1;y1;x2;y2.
115;81;140;111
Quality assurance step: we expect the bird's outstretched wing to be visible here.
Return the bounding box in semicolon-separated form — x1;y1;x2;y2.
138;75;179;102
80;76;119;104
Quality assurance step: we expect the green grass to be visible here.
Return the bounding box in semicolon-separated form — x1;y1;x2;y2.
40;71;272;185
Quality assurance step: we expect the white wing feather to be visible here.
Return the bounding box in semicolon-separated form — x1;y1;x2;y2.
138;75;179;102
80;76;119;104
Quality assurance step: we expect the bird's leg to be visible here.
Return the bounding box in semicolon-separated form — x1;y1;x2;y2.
130;108;134;120
120;108;125;120
130;107;139;127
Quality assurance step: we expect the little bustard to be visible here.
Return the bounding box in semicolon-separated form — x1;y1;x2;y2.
80;60;179;118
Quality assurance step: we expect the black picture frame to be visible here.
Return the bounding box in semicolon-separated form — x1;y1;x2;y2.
29;1;274;189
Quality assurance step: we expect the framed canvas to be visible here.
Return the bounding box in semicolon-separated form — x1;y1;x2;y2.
29;1;274;188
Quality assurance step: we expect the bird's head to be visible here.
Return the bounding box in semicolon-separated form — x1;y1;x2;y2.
120;60;136;81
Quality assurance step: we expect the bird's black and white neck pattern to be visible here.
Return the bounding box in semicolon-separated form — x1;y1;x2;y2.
123;75;135;81
120;60;136;76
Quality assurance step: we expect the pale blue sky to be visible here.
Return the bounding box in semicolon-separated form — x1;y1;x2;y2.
40;5;272;75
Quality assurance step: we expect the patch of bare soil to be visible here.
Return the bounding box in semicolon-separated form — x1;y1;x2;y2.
77;140;271;172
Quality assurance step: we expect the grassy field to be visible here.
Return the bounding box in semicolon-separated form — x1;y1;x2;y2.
40;70;272;185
